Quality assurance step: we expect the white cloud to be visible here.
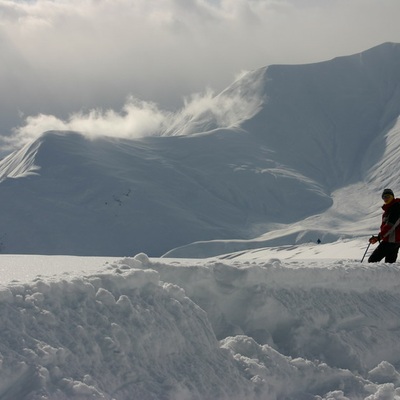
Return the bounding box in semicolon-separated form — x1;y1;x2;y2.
4;97;172;150
5;70;265;150
0;0;399;150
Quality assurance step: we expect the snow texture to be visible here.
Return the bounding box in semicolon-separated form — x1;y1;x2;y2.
1;246;400;399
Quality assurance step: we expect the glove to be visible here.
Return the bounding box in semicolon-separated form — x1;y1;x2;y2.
369;235;379;244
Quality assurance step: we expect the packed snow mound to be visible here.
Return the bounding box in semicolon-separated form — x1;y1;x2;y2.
0;43;400;256
2;251;400;399
0;258;254;400
137;255;400;373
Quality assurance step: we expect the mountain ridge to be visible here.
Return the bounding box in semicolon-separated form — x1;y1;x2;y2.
0;43;399;256
241;42;400;189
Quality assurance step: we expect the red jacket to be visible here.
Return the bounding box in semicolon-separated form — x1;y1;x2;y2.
380;198;400;243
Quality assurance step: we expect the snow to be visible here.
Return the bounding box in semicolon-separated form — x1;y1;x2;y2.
1;43;400;257
1;244;400;399
1;42;400;399
0;254;116;284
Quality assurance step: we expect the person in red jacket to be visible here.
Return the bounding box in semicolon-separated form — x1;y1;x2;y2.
368;188;400;263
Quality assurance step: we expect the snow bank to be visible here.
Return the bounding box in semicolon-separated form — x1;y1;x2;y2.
131;254;400;399
0;259;253;400
2;252;400;399
136;256;400;373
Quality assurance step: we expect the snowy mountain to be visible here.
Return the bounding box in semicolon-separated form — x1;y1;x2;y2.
1;42;400;257
2;42;400;400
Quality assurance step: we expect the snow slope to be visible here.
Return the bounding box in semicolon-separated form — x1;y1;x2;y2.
0;129;332;256
0;43;400;257
1;243;400;399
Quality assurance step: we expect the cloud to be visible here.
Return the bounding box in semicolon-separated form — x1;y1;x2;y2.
3;97;172;150
0;0;399;151
4;69;265;150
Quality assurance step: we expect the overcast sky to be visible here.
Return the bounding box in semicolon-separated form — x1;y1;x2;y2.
1;0;400;153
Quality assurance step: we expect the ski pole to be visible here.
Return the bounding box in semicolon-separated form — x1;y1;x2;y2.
360;242;371;263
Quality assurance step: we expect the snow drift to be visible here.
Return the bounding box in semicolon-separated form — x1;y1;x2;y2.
0;43;400;256
0;256;254;400
2;249;400;399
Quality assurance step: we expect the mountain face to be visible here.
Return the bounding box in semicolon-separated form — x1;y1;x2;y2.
0;130;330;256
1;43;400;256
243;42;400;189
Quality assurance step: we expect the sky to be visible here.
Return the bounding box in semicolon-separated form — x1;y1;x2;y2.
1;0;400;153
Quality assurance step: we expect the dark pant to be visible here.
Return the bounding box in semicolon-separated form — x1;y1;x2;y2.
368;242;400;263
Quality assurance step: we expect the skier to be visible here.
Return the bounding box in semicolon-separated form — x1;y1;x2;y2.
368;188;400;263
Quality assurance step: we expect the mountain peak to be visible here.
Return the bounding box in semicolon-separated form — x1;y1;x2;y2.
238;42;400;188
0;130;89;181
0;44;399;256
